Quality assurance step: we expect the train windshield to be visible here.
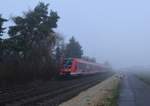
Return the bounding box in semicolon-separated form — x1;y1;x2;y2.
63;58;73;68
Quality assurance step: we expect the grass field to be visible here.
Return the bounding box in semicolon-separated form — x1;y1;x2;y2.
135;71;150;84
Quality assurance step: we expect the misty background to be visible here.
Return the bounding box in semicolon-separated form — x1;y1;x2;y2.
1;0;150;68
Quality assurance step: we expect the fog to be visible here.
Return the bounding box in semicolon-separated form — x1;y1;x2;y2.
1;0;150;68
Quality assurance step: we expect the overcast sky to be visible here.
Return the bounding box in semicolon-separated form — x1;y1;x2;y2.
1;0;150;68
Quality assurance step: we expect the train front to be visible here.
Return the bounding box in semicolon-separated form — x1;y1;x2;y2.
59;58;73;77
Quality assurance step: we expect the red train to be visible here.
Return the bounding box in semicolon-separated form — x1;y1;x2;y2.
59;58;106;76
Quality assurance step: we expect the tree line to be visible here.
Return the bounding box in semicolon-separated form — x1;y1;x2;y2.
0;2;94;85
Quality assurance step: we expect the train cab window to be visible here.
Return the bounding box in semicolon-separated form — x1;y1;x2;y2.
63;58;73;68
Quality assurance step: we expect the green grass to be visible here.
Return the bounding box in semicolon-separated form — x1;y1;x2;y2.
107;84;120;106
96;83;120;106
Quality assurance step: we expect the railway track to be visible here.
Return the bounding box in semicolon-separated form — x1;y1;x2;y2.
0;72;113;106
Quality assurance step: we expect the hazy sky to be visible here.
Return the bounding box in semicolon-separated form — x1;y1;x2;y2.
1;0;150;68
